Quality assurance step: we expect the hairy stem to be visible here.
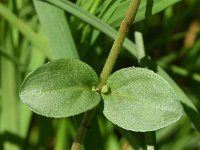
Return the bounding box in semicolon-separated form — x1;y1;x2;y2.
71;110;94;150
71;1;141;149
97;0;141;90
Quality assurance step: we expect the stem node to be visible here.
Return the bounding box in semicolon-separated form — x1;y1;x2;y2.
71;1;141;149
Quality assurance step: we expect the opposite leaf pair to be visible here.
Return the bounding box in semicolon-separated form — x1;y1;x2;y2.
20;59;183;132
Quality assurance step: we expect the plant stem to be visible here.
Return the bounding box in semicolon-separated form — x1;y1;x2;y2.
71;1;141;149
71;110;94;150
96;0;141;90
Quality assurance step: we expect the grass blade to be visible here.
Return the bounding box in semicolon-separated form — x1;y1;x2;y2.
0;3;52;59
108;0;182;27
157;66;200;132
90;0;121;44
44;0;137;57
0;25;20;150
34;0;79;59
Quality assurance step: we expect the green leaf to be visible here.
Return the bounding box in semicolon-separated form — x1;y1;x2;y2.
0;3;52;59
43;0;137;56
33;0;79;59
108;0;182;27
19;59;101;118
102;67;183;132
41;2;200;131
42;0;181;57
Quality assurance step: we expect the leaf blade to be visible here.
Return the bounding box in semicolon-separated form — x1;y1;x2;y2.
20;59;101;118
108;0;182;27
0;3;52;58
33;0;200;132
43;0;137;56
102;67;183;132
33;0;79;59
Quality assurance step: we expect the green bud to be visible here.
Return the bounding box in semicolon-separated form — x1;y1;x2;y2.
101;85;110;94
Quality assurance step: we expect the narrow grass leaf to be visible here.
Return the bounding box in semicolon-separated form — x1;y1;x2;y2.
0;3;52;59
157;66;200;132
34;0;79;59
43;0;137;56
108;0;182;27
55;119;70;150
0;26;20;150
0;47;22;66
91;0;121;44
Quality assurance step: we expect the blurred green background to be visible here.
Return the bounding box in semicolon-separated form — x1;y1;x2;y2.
0;0;200;149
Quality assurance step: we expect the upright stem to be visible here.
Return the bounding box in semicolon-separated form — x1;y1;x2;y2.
97;0;141;89
71;1;141;149
71;111;94;150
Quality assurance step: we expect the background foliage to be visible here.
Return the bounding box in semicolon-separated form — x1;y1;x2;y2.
0;0;200;149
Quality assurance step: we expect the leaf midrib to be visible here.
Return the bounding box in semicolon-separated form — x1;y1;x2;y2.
104;92;180;113
21;85;92;96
